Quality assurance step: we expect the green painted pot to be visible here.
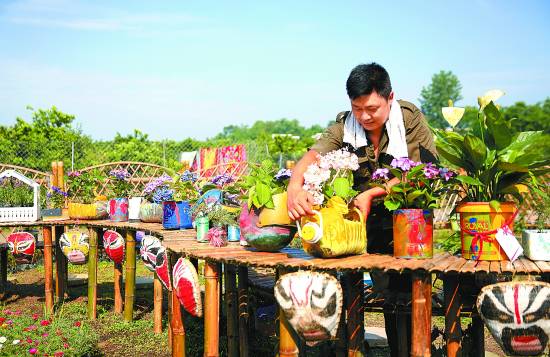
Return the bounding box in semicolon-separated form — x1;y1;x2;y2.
239;204;295;252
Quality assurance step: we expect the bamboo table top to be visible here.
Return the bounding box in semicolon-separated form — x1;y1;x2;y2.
2;220;549;276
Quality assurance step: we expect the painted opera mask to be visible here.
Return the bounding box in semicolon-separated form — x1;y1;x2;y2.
173;257;202;317
6;232;36;264
139;235;170;289
102;230;125;264
59;230;89;264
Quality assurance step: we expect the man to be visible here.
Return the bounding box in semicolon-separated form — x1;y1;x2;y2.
286;63;437;355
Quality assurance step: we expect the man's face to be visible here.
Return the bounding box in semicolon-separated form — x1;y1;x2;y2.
351;91;393;132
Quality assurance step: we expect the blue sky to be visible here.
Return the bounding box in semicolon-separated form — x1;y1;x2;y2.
1;0;549;140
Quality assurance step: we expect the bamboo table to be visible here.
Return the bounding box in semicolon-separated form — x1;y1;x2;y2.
2;221;549;357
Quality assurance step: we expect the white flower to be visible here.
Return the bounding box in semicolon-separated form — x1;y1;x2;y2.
12;339;20;345
0;337;5;344
478;89;505;109
442;106;465;127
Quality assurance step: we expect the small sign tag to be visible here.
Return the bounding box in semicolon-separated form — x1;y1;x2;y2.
495;225;523;262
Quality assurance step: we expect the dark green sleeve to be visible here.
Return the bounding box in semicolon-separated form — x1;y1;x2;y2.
309;122;344;154
402;102;438;163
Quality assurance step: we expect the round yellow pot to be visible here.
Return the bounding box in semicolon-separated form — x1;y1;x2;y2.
258;192;292;227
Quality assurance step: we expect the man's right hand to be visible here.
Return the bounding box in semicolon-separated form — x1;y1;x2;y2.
286;184;315;221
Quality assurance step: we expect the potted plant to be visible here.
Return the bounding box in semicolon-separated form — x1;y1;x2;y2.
435;90;550;260
238;161;296;252
205;206;238;247
297;148;365;258
162;171;199;230
371;159;458;259
522;191;550;261
66;170;108;220
42;185;69;221
107;168;132;222
140;173;172;223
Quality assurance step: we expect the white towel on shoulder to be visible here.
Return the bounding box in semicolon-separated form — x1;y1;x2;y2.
342;98;408;159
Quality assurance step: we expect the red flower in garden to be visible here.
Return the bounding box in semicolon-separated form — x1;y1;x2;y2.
27;338;33;344
73;321;81;327
32;313;39;320
54;352;64;357
29;348;37;355
40;320;50;326
63;343;69;349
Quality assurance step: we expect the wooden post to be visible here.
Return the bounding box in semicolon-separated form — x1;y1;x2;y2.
114;262;123;314
411;271;432;357
225;265;239;357
56;161;64;190
278;268;299;357
51;162;58;187
124;230;136;322
43;226;54;315
170;253;185;357
204;261;220;357
334;295;348;357
444;275;462;357
237;266;249;357
87;227;98;320
471;314;485;357
54;226;66;302
344;272;365;357
0;246;8;299
154;274;163;334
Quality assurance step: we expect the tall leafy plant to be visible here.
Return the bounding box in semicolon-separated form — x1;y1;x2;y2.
435;91;550;203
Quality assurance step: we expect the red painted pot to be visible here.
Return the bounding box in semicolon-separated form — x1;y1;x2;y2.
393;209;433;259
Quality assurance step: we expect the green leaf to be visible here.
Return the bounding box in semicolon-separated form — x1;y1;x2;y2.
390;185;404;193
464;134;487;171
384;200;400;211
436;144;468;170
489;200;501;210
484;102;513;150
455;175;483;186
333;177;350;198
255;182;272;206
406;190;424;205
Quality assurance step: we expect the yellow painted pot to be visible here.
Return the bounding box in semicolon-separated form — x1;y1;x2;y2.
258;192;292;227
457;202;516;261
68;202;109;220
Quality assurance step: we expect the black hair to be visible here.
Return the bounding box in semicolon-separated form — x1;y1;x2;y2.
346;63;392;100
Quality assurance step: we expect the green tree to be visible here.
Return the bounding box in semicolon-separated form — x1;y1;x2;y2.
419;70;463;129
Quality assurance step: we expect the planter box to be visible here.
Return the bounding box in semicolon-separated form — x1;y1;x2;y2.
68;202;108;220
42;208;69;222
522;229;550;261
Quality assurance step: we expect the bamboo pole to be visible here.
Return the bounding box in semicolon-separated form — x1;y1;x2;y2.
114;262;123;314
344;272;365;357
170;253;185;357
124;230;136;322
54;226;66;302
56;161;64;190
168;284;173;348
237;266;249;357
411;271;432;357
154;274;163;334
444;275;463;357
224;265;238;357
43;226;54;315
51;162;58;187
278;268;299;357
204;261;220;357
471;315;485;357
0;247;7;299
87;227;98;320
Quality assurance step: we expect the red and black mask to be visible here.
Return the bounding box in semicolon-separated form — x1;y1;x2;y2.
102;230;125;264
173;257;202;317
478;281;550;356
139;235;170;289
6;232;35;264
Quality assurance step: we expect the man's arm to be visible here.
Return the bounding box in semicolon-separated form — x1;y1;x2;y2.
286;150;318;220
352;176;400;219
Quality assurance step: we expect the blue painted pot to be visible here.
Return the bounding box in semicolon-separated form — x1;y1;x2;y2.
109;198;129;222
227;225;240;242
162;201;193;230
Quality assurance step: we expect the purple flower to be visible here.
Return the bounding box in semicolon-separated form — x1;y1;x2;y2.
439;168;456;181
390;157;417;171
423;163;440;179
109;169;130;181
152;186;174;203
211;173;233;186
274;169;292;182
180;170;198;183
144;174;173;195
67;171;81;177
372;168;390;180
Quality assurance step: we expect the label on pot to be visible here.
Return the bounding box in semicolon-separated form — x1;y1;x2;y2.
495;226;523;262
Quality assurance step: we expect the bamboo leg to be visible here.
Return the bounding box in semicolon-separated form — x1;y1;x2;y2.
124;230;136;322
54;226;64;302
411;271;432;357
470;315;485;357
114;262;123;314
168;284;173;348
278;268;299;357
345;272;365;357
154;274;163;334
225;265;239;357
204;261;220;357
334;294;348;357
43;226;54;315
237;266;249;357
171;285;185;357
0;246;7;299
87;228;98;320
444;275;462;357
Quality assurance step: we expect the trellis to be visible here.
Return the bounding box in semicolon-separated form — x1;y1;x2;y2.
0;164;51;190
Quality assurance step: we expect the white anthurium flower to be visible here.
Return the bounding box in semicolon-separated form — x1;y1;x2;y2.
442;99;465;128
477;89;505;109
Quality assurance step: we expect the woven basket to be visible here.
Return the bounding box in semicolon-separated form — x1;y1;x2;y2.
298;197;366;258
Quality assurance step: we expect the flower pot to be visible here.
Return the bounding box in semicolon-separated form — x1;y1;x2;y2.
258;192;292;227
139;202;163;223
393;209;433;259
41;208;69;222
128;197;142;222
162;201;193;230
457;202;516;261
68;202;108;220
227;225;240;242
522;229;550;261
195;216;209;242
109;198;129;222
239;204;295;252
